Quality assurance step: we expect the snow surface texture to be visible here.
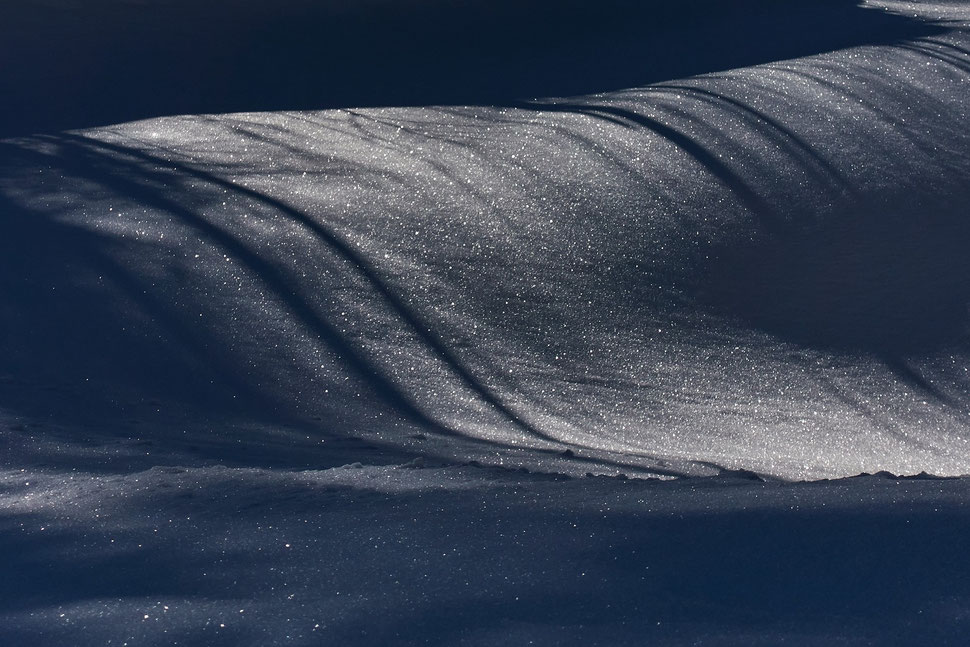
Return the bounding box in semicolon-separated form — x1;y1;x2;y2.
3;0;970;644
4;3;970;480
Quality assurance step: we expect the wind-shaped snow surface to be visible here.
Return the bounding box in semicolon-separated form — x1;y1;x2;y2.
6;2;970;645
3;5;970;481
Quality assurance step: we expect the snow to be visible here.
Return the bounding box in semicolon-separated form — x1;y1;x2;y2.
2;0;970;643
3;466;970;645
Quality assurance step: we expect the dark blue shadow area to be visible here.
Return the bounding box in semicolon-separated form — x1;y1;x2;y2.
0;511;203;612
2;478;969;644
296;483;970;644
706;196;970;354
0;0;938;137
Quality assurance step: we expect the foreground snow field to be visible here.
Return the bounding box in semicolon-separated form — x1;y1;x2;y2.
3;0;970;643
3;467;970;645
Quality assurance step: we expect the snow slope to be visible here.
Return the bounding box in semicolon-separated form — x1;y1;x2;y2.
4;2;970;479
2;0;970;643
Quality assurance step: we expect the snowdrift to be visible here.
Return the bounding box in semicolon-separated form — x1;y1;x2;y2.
3;1;970;643
3;1;970;480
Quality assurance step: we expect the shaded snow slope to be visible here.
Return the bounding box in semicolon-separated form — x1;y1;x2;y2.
3;2;970;480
